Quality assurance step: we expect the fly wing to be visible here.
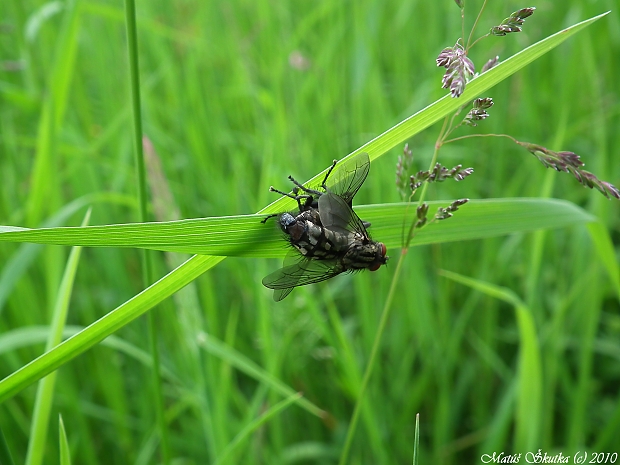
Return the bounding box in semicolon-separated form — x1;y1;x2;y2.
326;152;370;204
273;287;294;302
318;191;371;238
262;251;345;301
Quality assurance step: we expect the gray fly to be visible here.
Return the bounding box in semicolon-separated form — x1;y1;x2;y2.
261;153;388;301
261;152;371;253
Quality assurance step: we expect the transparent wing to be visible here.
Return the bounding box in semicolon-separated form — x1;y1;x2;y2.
307;152;370;204
273;287;294;302
262;251;345;301
318;191;371;238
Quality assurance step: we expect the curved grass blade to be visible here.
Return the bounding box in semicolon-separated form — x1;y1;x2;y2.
0;254;222;404
0;198;595;257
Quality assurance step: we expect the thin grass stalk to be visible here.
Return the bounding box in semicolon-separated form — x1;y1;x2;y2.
25;211;89;465
213;393;303;465
412;413;420;465
0;426;15;465
123;0;170;462
338;251;407;464
339;121;443;462
527;125;562;445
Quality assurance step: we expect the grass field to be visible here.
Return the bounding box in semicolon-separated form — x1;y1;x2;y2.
1;0;619;463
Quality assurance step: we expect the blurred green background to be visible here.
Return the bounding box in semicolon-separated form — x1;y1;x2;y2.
1;0;619;463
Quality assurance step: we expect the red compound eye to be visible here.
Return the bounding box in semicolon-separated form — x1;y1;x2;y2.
368;243;387;271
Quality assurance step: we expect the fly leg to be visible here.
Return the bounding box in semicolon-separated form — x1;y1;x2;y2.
261;213;279;224
269;185;313;212
286;176;323;198
265;158;340;218
287;159;338;195
319;159;338;190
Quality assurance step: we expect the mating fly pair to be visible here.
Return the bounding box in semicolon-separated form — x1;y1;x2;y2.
261;152;388;301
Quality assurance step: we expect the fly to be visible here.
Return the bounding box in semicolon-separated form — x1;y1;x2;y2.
261;153;388;301
261;152;372;256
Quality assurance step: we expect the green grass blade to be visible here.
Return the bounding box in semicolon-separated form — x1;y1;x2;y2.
199;336;324;418
25;210;89;465
0;426;15;465
213;392;303;465
0;193;126;315
513;303;543;451
439;271;542;451
0;254;319;418
25;0;81;225
0;254;222;403
412;413;419;465
587;221;620;300
0;325;179;383
0;198;595;256
58;415;71;465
